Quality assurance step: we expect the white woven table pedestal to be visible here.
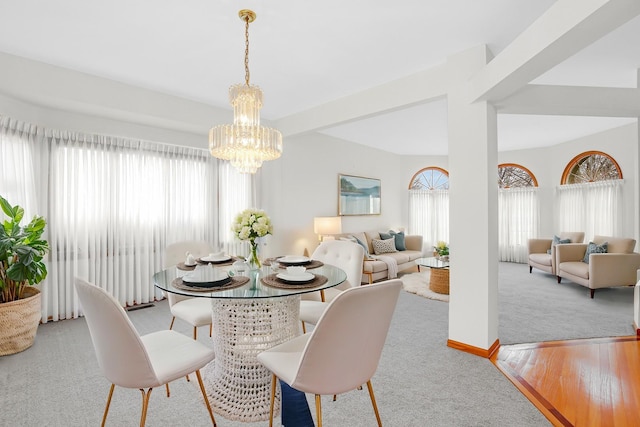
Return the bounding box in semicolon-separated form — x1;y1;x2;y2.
202;295;300;422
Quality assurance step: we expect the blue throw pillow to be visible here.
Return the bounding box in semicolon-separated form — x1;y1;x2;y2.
352;235;372;259
389;230;406;251
548;235;571;254
379;232;392;241
583;241;608;264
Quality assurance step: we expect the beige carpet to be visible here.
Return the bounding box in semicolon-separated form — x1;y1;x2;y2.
400;271;449;302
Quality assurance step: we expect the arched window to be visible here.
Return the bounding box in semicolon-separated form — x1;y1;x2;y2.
408;166;449;253
558;151;623;238
561;151;622;184
498;163;538;188
497;163;539;263
409;166;449;190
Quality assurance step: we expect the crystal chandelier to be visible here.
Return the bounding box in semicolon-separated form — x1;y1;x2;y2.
209;9;283;174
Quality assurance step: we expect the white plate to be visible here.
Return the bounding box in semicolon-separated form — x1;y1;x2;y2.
200;255;231;263
278;255;310;264
183;268;231;284
276;272;315;282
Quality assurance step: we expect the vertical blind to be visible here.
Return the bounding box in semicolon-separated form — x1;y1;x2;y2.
0;115;254;322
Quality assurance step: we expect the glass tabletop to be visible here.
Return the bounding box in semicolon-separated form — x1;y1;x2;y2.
153;263;347;299
415;257;449;269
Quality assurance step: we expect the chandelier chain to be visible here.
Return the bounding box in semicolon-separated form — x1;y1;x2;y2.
244;15;250;86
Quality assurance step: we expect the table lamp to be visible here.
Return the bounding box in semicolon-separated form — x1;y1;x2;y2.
313;216;342;242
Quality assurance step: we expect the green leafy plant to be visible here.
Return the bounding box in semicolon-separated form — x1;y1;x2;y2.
0;195;49;303
433;241;449;257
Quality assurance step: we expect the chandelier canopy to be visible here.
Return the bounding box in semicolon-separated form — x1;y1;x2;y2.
209;9;283;174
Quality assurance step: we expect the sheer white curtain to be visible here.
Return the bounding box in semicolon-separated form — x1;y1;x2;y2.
218;162;255;257
0;115;253;322
408;189;449;252
556;180;623;240
0;117;40;219
498;187;539;262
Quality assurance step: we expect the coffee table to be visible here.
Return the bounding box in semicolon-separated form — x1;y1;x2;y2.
415;257;450;294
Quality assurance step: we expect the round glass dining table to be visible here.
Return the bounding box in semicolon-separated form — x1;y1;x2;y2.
153;263;346;422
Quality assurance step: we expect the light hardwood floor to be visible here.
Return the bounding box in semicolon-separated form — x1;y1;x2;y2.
492;335;640;427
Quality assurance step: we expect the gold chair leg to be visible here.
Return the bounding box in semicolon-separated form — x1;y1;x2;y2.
193;326;197;340
333;394;337;401
139;387;153;427
195;370;217;427
268;374;277;427
209;323;213;337
366;380;382;427
165;383;170;397
315;394;323;427
301;321;307;333
169;316;176;330
101;384;115;427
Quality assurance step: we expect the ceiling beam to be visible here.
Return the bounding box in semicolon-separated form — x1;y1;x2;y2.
467;0;640;104
0;51;222;135
275;64;449;137
497;84;640;117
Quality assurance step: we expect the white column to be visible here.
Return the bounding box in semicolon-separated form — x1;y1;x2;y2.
446;47;499;353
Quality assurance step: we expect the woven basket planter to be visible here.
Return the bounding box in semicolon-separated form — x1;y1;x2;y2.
429;268;450;295
0;287;42;356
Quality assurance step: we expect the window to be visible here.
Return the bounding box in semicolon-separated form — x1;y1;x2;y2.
557;151;623;238
0;115;253;321
409;167;449;190
561;151;622;184
408;167;449;253
498;163;537;188
498;164;539;263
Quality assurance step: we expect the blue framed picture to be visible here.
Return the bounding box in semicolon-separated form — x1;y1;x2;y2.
338;174;381;216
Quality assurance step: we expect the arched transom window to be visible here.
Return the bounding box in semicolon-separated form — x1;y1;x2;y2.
561;151;622;184
409;166;449;190
498;163;538;188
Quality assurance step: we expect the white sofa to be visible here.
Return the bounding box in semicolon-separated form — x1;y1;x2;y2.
331;230;424;284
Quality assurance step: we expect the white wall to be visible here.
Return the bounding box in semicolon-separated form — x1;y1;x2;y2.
259;132;415;259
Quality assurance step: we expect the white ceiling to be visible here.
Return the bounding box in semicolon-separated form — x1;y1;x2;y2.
0;0;638;154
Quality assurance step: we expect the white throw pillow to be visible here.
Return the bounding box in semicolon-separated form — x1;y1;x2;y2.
372;237;397;255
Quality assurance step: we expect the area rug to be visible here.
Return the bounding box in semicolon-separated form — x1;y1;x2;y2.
399;271;449;302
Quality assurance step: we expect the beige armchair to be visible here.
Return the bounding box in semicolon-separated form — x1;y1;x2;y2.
556;235;640;298
528;232;585;275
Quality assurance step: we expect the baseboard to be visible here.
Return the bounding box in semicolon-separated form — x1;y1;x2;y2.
447;338;500;358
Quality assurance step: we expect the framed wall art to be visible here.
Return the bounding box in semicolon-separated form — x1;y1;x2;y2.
338;174;381;216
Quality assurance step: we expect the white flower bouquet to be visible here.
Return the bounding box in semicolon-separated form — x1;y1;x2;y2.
232;209;273;269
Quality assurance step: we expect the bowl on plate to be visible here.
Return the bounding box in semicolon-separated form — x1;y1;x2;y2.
286;266;307;275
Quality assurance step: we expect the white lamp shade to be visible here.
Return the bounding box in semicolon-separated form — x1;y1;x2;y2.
314;216;342;236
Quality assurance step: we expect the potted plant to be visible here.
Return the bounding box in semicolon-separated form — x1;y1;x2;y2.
433;241;449;261
0;195;49;355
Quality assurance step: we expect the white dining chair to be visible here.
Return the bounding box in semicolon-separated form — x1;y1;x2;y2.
163;240;215;339
74;278;217;427
299;240;364;332
258;279;402;427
